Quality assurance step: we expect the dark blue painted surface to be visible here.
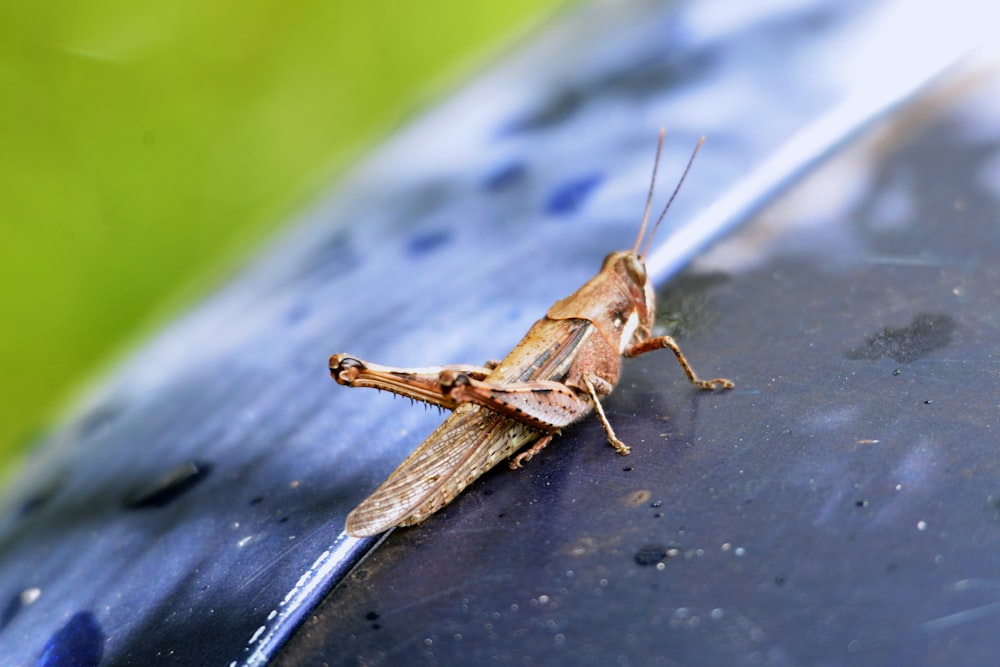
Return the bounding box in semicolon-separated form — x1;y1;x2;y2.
279;102;1000;667
0;0;988;665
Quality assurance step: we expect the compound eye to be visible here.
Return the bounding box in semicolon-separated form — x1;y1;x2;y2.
624;254;647;284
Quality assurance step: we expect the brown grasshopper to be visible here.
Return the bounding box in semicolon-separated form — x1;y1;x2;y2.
330;131;733;537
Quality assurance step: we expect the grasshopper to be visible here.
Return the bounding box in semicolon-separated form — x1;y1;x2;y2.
330;131;733;537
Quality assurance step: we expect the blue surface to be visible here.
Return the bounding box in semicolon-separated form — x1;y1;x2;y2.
0;0;989;665
280;94;1000;667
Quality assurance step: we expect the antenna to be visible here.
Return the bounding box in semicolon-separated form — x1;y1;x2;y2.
633;128;667;254
640;135;705;258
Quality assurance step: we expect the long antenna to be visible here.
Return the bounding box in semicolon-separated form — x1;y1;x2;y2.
632;128;667;254
640;135;705;259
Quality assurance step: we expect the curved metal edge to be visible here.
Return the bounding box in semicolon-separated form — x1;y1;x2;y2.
230;530;384;667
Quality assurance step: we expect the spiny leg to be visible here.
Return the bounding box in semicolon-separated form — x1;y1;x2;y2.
625;336;734;390
438;371;590;432
444;370;632;458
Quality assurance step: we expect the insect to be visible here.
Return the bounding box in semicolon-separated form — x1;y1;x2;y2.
330;130;734;537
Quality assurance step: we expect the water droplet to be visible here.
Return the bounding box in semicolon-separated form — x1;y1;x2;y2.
545;174;603;216
634;543;669;566
39;611;104;667
124;461;213;509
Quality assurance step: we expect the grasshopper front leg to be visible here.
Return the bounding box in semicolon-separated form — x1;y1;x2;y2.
625;336;734;390
329;354;495;410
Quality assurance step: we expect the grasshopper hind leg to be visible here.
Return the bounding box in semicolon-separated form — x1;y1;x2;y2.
328;354;495;410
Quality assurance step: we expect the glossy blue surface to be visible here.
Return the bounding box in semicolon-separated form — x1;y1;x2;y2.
289;108;1000;665
0;0;990;665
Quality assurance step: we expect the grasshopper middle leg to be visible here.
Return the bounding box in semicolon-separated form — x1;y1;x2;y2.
440;370;631;461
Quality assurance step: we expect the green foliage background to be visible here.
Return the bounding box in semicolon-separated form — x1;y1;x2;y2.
0;1;565;481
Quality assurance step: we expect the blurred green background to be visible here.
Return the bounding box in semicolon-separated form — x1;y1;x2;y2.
0;1;566;483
